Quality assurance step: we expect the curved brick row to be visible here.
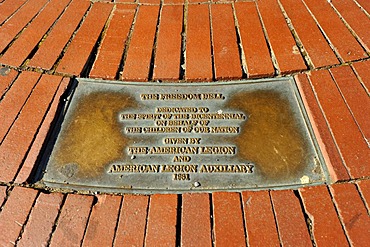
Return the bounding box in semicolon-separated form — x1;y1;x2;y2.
0;0;369;246
0;1;369;79
1;184;369;246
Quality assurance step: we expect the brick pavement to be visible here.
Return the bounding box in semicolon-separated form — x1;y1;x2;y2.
0;0;369;245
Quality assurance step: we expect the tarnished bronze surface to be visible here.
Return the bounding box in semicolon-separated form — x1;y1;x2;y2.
38;78;328;193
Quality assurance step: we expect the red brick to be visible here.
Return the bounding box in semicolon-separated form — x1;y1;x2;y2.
330;66;370;139
56;2;113;76
185;4;213;81
164;0;184;4
28;0;90;70
331;0;370;51
210;4;242;80
303;0;366;62
330;183;370;246
15;77;69;183
0;187;38;246
308;70;370;178
0;0;27;24
241;191;280;246
0;0;71;67
82;194;121;247
357;180;370;212
90;5;136;80
0;0;48;52
299;185;349;246
235;2;275;78
257;0;306;73
17;192;63;247
0;74;61;182
188;0;208;3
0;71;41;143
181;193;212;247
352;60;370;95
114;195;149;247
270;190;312;246
140;0;160;4
153;5;183;81
0;186;7;207
279;0;339;68
295;74;350;181
0;68;18;99
212;192;246;247
121;5;159;81
50;194;93;247
115;0;135;2
145;194;177;247
355;0;370;13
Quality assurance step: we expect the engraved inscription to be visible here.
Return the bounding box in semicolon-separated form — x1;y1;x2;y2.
115;93;251;181
40;78;327;193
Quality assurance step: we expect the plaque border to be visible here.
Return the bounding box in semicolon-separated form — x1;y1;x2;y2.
33;77;330;194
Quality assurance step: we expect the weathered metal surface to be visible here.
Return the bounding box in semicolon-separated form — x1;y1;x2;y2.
38;78;328;193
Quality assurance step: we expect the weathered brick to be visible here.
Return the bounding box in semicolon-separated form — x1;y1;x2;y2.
90;4;136;80
114;195;149;247
303;0;366;62
295;74;349;181
299;185;349;246
0;0;27;24
153;5;183;81
50;194;93;247
210;4;242;80
56;2;113;76
352;60;370;96
115;0;135;2
145;194;177;247
212;192;246;247
241;191;280;246
164;0;184;4
121;5;159;81
0;68;18;99
257;0;306;73
0;74;62;182
0;0;71;67
82;195;121;247
235;2;275;78
17;192;64;247
308;70;370;178
140;0;160;4
28;0;90;70
188;0;209;3
330;66;370;139
181;193;212;247
0;0;48;52
279;0;339;68
0;71;41;143
357;180;370;212
270;190;312;246
355;0;370;13
15;77;69;183
331;0;370;51
0;187;38;246
330;183;370;246
185;4;213;81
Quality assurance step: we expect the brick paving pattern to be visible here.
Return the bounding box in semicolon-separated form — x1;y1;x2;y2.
0;0;369;245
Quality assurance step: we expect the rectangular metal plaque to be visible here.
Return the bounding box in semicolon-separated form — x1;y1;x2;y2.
38;78;328;193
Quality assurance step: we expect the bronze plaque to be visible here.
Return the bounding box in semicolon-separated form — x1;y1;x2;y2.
38;78;328;193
